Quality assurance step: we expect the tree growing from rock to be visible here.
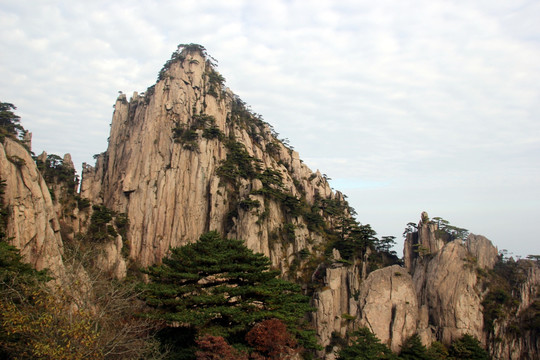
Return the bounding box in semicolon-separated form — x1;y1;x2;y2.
448;334;490;360
0;102;24;140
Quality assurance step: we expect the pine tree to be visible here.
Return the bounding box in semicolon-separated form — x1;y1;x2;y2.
399;334;429;360
448;334;490;360
140;231;315;349
0;102;24;140
337;327;397;360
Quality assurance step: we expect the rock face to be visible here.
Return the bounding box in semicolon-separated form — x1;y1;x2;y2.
3;46;539;359
415;241;485;344
310;210;538;359
311;254;362;358
489;263;540;360
80;46;336;275
356;265;418;352
404;212;540;359
404;213;498;345
311;252;418;358
0;138;64;277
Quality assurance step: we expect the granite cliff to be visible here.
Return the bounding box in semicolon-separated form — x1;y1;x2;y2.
80;45;337;277
1;45;538;359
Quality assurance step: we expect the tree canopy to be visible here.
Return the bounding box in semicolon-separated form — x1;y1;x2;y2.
0;102;24;141
448;334;490;360
140;231;316;350
336;327;397;360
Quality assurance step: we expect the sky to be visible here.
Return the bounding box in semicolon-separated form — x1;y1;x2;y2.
1;0;539;257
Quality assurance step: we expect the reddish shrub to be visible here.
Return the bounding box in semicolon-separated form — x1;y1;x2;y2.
245;319;299;359
195;334;248;360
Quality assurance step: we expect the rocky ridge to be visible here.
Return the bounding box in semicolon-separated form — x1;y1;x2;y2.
0;138;65;277
80;45;338;277
1;45;539;359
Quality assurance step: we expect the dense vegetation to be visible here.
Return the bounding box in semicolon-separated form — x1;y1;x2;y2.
336;329;489;360
3;47;537;359
139;231;317;358
0;102;25;142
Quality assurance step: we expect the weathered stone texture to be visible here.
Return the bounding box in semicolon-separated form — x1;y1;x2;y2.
0;138;64;277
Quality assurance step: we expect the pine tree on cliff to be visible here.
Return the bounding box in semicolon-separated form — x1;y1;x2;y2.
337;327;397;360
399;334;429;360
448;334;490;360
140;231;316;350
0;102;24;140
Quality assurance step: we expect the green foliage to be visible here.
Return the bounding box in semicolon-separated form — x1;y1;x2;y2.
140;231;316;350
521;298;540;332
404;216;468;242
205;69;226;98
332;223;377;261
0;102;25;142
172;125;199;150
227;95;272;142
202;126;224;140
402;222;418;237
0;241;50;293
115;213;129;238
265;142;280;158
304;207;325;232
173;114;224;150
0;180;8;242
217;139;260;186
87;205;117;242
75;196;91;210
399;334;429;360
238;198;261;211
336;327;397;360
482;256;528;334
426;341;449;360
158;43;209;81
35;154;79;195
283;223;296;243
431;217;469;241
376;236;397;255
448;334;490;360
299;248;310;260
482;288;512;331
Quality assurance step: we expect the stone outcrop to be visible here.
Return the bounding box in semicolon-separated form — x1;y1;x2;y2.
356;265;418;352
80;47;336;275
404;213;499;345
3;46;539;359
487;261;540;360
0;138;64;277
466;234;499;269
311;255;417;358
311;251;362;358
415;241;485;344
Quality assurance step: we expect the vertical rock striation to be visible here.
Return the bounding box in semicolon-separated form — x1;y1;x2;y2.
0;138;64;277
80;46;337;274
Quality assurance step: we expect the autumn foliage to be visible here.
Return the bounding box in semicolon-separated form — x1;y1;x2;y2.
246;319;299;359
195;335;248;360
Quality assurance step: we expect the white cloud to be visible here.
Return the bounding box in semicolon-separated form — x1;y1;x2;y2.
0;0;539;256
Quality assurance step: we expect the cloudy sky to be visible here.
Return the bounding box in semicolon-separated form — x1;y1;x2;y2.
1;0;539;257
